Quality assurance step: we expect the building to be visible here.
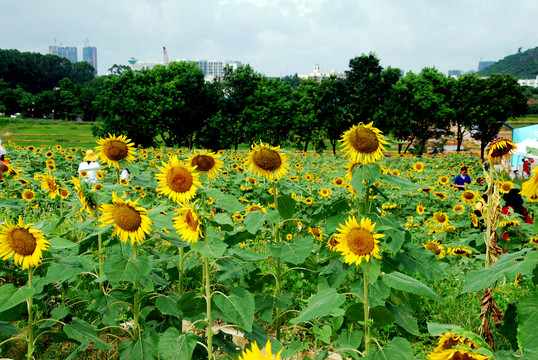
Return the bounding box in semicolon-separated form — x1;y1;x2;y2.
478;61;495;71
518;76;538;88
191;59;242;81
298;64;345;82
448;70;462;77
49;45;77;63
83;46;98;73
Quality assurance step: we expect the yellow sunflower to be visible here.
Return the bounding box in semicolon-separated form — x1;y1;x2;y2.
40;173;60;199
416;203;425;215
333;216;384;266
173;204;202;244
434;192;447;201
333;177;345;186
0;217;49;269
530;237;538;246
99;192;152;245
520;169;538;201
156;156;202;204
246;141;289;180
452;204;465;214
432;211;449;226
318;188;332;198
71;177;97;217
186;149;223;179
413;161;425;172
21;189;35;202
460;190;478;205
423;240;446;259
245;203;267;215
233;212;244;222
238;340;283;360
486;138;517;165
308;226;323;241
448;247;473;257
95;133;137;168
59;188;70;199
304;197;313;205
427;349;489;360
499;181;514;194
339;122;388;163
439;175;450;185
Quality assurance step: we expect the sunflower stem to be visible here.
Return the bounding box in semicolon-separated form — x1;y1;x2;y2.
27;267;35;359
362;266;370;355
178;247;184;295
485;164;494;270
132;243;141;340
273;178;283;341
203;254;213;360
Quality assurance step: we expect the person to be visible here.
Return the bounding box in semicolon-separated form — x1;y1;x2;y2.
0;139;6;180
120;168;130;180
78;150;101;184
502;188;533;224
453;166;471;191
523;159;530;178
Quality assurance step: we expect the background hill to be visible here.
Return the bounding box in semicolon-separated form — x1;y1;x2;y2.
478;46;538;79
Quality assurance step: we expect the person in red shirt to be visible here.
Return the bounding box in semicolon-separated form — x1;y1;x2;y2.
522;159;530;178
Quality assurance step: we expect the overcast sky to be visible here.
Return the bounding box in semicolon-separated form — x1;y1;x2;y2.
2;0;537;77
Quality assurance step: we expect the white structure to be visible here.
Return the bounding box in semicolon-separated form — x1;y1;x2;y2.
518;76;538;88
298;64;345;82
175;58;242;81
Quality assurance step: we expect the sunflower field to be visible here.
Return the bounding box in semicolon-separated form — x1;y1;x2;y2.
0;126;537;360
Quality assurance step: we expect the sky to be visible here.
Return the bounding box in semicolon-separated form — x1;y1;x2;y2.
2;0;537;77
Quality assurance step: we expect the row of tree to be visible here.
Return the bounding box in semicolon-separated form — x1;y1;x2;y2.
0;50;530;158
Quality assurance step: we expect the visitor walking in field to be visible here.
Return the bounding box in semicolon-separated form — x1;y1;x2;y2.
0;139;6;180
78;149;101;184
453;166;471;190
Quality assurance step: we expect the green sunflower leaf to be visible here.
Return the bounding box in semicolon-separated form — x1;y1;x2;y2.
0;320;23;335
213;287;255;332
517;289;538;358
382;271;441;302
118;330;159;360
290;288;346;325
103;254;152;284
63;317;114;350
157;328;197;360
364;337;414;360
277;194;296;219
269;237;313;265
389;304;419;335
0;284;35;313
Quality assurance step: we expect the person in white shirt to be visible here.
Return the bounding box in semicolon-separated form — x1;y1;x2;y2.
0;139;6;180
120;168;130;180
78;150;101;184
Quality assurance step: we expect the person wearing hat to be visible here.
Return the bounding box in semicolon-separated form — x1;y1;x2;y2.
0;139;6;180
78;149;101;184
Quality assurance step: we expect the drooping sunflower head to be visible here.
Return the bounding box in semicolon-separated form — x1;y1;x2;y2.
173;204;202;244
426;348;489;360
99;192;152;245
339;122;388;163
40;173;60;199
432;211;449;226
333;216;384;266
186;149;223;179
0;217;49;269
156;156;203;204
434;192;447;201
423;239;446;259
21;189;36;202
71;177;97;217
238;340;283;360
413;161;425;172
486;138;517;165
448;246;473;257
246;141;289;180
96;133;137;168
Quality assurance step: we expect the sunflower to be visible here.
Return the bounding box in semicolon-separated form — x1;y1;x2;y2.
453;204;465;214
460;190;478;205
416;203;425;215
0;217;49;269
233;212;244;222
173;204;202;244
520;169;538;201
333;177;345;186
96;133;137;168
99;192;152;245
238;340;283;360
246;177;257;186
413;161;425;172
432;333;466;353
426;349;489;360
308;226;323;241
432;211;449;226
318;188;332;198
246;141;289;180
333;216;384;266
186;149;223;179
245;203;267;215
439;175;450;185
530;237;538;246
486;138;517;165
423;239;446;259
59;188;70;199
40;173;60;199
304;197;313;205
92;183;103;191
448;247;473;257
434;192;447;201
21;189;35;202
71;177;97;217
499;181;514;194
156;156;202;204
339;122;388;163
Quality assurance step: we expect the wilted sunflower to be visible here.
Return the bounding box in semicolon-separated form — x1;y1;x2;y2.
413;161;425;172
238;340;283;360
308;226;323;241
40;173;60;199
432;211;449;226
333;216;384;266
186;149;223;179
448;247;473;257
0;217;49;269
339;122;388;163
416;203;425;215
173;204;202;244
520;168;538;201
246;141;289;180
21;189;35;202
100;192;152;245
423;239;446;259
96;133;137;168
460;190;478;205
156;156;202;204
426;349;489;360
499;181;514;194
486;138;517;165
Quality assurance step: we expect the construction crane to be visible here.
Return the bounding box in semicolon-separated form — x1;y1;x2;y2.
163;46;169;66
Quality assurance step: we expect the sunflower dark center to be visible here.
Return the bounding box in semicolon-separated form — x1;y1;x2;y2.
349;127;379;153
311;228;321;236
185;210;198;230
191;155;215;172
104;140;129;161
463;192;474;200
435;213;447;223
252;148;282;172
346;228;375;256
250;206;262;212
454;249;467;255
328;237;339;247
24;191;34;200
47;179;58;192
61;189;69;197
8;228;37;256
113;204;142;232
335;178;343;185
490;146;511;158
169;167;193;193
425;243;441;255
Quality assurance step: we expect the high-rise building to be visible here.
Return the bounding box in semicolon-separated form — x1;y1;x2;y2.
49;45;77;63
83;46;98;73
478;61;495;71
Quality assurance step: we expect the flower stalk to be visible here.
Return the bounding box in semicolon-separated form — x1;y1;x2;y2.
26;267;35;358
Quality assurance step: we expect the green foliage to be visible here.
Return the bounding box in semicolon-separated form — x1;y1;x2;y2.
477;46;538;79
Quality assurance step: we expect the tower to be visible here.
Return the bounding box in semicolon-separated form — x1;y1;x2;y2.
163;46;169;66
83;39;98;74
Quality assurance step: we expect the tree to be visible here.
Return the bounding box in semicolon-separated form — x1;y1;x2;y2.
290;79;322;152
449;75;482;152
108;64;131;76
318;76;349;154
0;85;31;117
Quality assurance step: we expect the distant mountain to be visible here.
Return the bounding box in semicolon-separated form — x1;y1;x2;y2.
477;46;538;79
